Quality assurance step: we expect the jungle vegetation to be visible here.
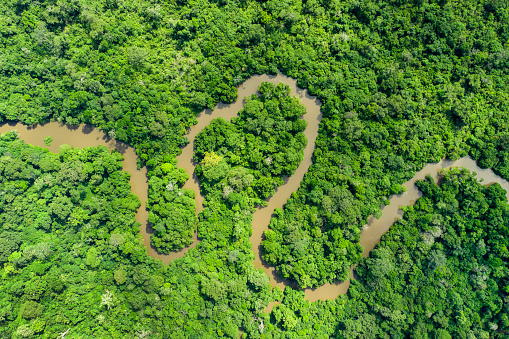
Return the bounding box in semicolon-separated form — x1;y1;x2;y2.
1;0;509;337
0;134;273;338
269;168;509;338
147;160;198;253
343;168;509;338
0;132;157;337
194;81;308;200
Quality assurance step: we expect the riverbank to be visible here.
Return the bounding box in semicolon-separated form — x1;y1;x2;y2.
2;74;508;303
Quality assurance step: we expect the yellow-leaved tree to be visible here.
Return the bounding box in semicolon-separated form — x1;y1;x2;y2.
201;151;222;167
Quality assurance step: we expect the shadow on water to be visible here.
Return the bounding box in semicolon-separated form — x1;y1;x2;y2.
81;124;95;135
1;120;18;128
63;123;80;131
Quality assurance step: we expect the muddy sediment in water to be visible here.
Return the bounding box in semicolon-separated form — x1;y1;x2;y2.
0;121;150;249
2;74;509;304
173;72;324;286
302;156;509;302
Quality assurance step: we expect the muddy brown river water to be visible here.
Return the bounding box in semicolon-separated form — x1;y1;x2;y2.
2;73;509;304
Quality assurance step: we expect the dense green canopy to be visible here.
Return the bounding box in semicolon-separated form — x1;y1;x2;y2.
1;0;509;337
195;81;308;199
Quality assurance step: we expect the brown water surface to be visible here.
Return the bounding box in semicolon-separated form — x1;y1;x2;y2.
3;74;509;305
170;73;509;303
302;156;509;302
0;121;150;247
173;72;323;278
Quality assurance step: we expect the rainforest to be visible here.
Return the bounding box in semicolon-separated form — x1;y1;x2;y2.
1;0;509;338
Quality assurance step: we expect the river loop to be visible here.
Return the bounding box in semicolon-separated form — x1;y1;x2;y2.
2;73;509;303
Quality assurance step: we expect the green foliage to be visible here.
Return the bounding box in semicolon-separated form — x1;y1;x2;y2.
338;169;509;338
2;0;509;337
20;301;44;320
194;81;308;200
0;136;272;338
146;161;198;252
43;136;52;146
0;133;174;338
258;0;509;288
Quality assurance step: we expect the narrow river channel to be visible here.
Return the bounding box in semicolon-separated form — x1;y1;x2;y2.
2;73;509;304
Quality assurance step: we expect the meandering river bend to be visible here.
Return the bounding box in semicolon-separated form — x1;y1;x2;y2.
2;73;509;304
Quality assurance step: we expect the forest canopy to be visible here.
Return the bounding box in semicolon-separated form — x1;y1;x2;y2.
147;161;198;253
338;168;509;338
194;81;308;200
1;0;509;337
0;131;165;337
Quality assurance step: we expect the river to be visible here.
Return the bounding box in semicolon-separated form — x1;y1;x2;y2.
2;73;509;304
0;121;150;241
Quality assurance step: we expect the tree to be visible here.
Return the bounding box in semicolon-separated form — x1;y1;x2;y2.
21;301;44;319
